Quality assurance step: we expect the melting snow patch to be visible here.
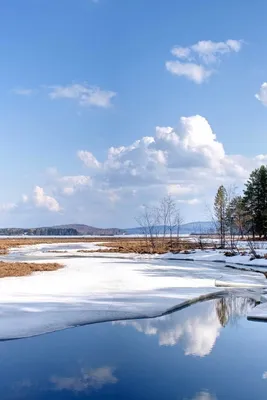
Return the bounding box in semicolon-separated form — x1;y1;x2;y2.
0;251;266;340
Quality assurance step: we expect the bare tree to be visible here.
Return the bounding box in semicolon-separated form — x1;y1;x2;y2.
246;237;259;259
136;197;183;253
159;196;171;245
159;196;183;249
135;205;160;252
175;208;184;248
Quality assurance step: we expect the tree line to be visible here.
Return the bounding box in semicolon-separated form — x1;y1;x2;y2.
214;165;267;247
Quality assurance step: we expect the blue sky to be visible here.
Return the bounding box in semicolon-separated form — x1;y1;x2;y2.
1;0;267;228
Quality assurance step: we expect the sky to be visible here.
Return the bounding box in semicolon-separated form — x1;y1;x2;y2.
1;0;267;228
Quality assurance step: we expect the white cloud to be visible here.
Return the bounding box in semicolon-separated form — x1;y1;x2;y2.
171;46;191;59
255;82;267;106
6;113;267;227
12;88;35;96
51;367;118;393
60;175;92;195
262;371;267;379
167;184;194;196
191;39;242;64
166;39;242;83
0;203;17;212
166;61;212;84
77;151;101;168
49;84;116;108
33;186;61;212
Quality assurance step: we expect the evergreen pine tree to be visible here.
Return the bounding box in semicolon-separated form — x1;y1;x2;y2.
214;185;228;248
243;165;267;238
226;195;248;238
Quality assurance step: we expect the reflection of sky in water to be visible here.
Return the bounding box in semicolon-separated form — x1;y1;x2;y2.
114;297;256;357
50;366;118;392
0;297;267;400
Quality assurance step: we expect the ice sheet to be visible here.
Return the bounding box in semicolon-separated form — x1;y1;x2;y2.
0;251;266;340
9;243;267;270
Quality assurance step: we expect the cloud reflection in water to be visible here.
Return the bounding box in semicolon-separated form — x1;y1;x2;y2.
50;366;118;393
115;297;256;357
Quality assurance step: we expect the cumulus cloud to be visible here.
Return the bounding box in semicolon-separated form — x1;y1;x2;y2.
166;61;213;84
33;186;61;212
77;151;101;168
255;82;267;106
4;113;267;226
60;175;92;195
51;367;118;393
49;84;116;108
262;371;267;379
166;39;242;83
191;39;242;64
78;115;227;187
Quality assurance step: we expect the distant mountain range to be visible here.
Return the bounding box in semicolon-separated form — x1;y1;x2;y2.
0;222;214;236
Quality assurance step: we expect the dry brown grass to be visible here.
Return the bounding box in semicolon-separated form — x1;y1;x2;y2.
96;238;203;254
0;236;207;256
0;261;63;278
0;248;8;255
0;237;115;255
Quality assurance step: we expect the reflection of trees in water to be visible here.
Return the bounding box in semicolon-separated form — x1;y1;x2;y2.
216;297;256;327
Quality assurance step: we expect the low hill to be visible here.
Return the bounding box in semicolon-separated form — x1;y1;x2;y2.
0;224;125;236
52;224;125;236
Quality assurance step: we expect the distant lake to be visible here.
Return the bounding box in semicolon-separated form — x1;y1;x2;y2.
0;297;266;400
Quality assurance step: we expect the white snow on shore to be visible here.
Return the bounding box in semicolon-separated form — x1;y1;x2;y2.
5;241;267;270
0;239;267;340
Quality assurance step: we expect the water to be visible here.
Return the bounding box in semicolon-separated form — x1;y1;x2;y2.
0;297;266;399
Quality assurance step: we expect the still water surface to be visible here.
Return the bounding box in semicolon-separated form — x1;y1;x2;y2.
0;297;266;400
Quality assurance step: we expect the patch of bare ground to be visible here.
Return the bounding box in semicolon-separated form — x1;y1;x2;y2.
0;261;63;278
